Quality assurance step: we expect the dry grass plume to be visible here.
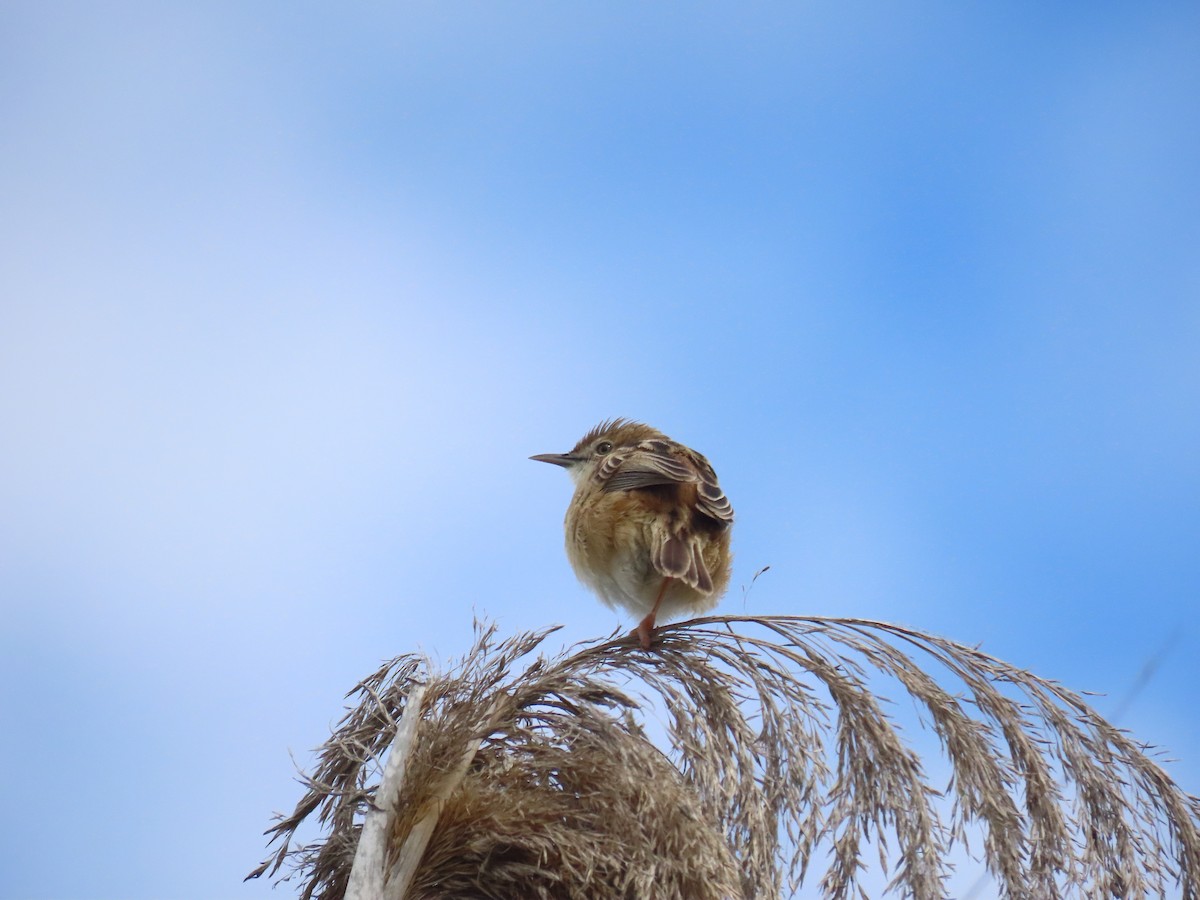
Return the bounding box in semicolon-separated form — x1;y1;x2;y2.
249;616;1200;899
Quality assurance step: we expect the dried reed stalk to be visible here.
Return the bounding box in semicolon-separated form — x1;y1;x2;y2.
249;616;1200;899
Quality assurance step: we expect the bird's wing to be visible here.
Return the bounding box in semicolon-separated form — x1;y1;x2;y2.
690;453;734;524
696;477;734;525
597;439;699;492
600;440;735;527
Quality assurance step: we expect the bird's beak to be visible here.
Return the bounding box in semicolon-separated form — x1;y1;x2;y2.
529;452;578;468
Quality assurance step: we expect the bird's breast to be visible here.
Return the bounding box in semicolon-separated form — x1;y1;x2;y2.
564;490;660;609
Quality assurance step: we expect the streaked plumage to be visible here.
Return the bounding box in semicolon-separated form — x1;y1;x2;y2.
532;419;733;648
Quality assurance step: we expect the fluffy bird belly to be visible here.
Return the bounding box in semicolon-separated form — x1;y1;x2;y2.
565;498;721;622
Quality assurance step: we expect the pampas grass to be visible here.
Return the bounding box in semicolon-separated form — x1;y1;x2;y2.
249;616;1200;899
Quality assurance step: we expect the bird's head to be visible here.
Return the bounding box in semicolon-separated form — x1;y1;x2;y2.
530;418;665;487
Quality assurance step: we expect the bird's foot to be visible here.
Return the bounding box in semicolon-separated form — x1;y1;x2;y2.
633;616;656;650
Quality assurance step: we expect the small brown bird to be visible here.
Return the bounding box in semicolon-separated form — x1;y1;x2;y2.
531;419;733;649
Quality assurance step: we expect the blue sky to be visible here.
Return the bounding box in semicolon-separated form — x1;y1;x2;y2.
2;3;1197;897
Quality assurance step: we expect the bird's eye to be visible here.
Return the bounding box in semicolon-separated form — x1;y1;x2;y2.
595;440;613;455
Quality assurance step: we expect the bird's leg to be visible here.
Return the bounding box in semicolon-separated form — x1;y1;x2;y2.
634;577;673;650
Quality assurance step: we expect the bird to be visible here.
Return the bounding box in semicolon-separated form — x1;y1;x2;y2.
531;419;733;649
